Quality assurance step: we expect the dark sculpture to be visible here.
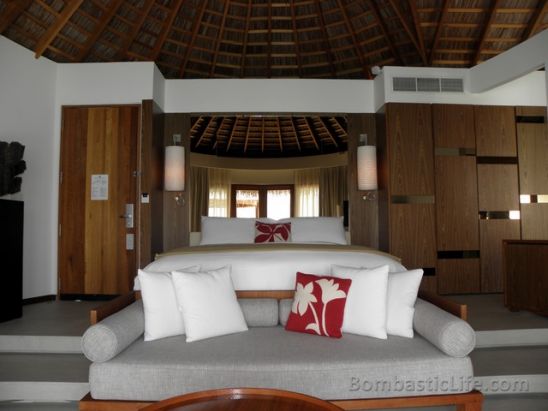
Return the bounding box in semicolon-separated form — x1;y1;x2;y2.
0;141;26;196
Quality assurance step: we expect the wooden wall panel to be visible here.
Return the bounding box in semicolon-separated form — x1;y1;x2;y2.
347;114;377;247
517;123;548;195
521;204;548;240
58;108;88;294
475;106;517;156
477;164;520;211
435;156;479;250
387;104;434;195
480;220;521;293
438;259;480;294
433;104;475;148
163;113;191;251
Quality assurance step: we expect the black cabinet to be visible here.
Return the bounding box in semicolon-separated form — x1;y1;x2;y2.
0;199;23;322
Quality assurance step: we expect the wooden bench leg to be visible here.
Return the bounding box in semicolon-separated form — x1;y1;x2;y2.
456;393;483;411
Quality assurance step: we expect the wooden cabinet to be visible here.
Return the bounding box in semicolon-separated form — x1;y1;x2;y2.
378;103;437;292
475;106;517;157
504;240;548;316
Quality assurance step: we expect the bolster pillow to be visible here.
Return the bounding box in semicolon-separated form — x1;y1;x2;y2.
413;298;476;358
279;298;292;326
82;300;144;363
239;298;279;327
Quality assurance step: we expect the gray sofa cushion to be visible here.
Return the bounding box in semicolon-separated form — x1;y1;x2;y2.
239;298;278;327
89;326;473;401
82;300;144;363
279;298;292;326
413;299;476;358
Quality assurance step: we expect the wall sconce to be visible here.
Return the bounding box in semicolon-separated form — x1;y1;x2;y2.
164;145;185;206
357;134;377;201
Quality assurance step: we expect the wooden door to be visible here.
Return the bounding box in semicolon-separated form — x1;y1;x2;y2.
59;106;139;296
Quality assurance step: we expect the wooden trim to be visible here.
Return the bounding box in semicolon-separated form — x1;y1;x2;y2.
22;294;56;305
80;390;483;411
90;292;136;325
236;290;295;299
419;289;467;321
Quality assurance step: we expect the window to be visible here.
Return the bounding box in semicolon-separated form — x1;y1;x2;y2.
231;185;294;219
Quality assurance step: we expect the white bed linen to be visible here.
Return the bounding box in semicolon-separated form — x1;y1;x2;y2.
139;248;405;291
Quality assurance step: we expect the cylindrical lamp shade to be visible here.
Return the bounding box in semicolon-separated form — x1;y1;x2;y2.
357;145;377;190
164;146;185;191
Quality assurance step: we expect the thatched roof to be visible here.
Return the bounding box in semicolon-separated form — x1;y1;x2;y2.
0;0;546;79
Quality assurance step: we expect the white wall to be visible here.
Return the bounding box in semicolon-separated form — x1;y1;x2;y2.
164;79;375;113
0;36;57;299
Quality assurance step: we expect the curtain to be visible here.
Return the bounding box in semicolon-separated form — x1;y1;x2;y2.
190;167;209;231
208;168;230;217
319;166;348;217
294;168;320;217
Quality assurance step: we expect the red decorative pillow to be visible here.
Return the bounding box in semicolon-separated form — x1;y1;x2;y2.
285;272;352;338
255;221;291;243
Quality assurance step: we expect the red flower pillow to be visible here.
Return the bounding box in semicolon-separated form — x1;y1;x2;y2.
255;221;291;243
285;272;352;338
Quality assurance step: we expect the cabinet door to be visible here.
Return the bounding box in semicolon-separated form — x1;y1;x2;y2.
433;104;475;148
475;106;517;157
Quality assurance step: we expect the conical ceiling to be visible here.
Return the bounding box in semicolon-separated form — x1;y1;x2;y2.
0;0;546;79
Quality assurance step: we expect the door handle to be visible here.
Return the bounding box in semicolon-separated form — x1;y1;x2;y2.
120;204;134;228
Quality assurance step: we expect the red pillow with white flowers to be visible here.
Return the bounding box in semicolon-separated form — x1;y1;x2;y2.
285;272;352;338
255;221;291;243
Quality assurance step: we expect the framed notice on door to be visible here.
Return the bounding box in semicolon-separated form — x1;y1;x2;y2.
91;174;108;200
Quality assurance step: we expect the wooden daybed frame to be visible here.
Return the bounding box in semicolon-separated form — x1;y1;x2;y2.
80;290;483;411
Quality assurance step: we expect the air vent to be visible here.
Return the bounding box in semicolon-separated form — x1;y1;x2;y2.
441;78;464;92
392;76;464;93
393;77;416;92
417;77;440;92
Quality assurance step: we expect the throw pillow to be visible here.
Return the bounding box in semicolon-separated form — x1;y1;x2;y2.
331;265;390;339
171;266;248;342
285;272;351;338
254;221;291;243
138;266;199;342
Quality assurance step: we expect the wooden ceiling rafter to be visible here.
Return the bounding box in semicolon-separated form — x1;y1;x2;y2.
179;0;208;78
473;0;502;65
387;0;426;65
239;1;251;78
77;0;124;61
302;118;320;151
367;0;403;65
290;0;304;77
209;0;231;77
0;0;33;34
522;0;548;40
195;116;214;148
267;0;272;78
276;117;283;152
150;0;185;61
34;0;84;58
317;117;338;147
115;0;155;60
429;0;450;65
289;117;302;151
314;0;337;77
406;0;428;65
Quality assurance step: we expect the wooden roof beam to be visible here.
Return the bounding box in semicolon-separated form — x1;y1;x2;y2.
289;117;302;151
406;0;428;65
388;0;426;64
195;116;214;148
290;0;304;77
522;0;548;40
429;0;450;64
77;0;124;61
368;0;403;65
267;0;272;78
336;0;372;79
314;0;337;77
217;117;237;152
303;118;320;151
0;0;33;34
240;0;252;77
34;0;84;58
473;0;502;65
180;2;208;77
150;0;186;60
261;118;265;153
318;117;339;147
210;0;230;77
116;0;156;59
276;117;283;152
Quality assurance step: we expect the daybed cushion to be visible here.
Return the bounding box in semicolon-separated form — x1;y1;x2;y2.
239;298;278;327
413;299;476;358
82;300;144;363
89;326;473;401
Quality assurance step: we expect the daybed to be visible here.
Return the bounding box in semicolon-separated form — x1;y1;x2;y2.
79;244;482;411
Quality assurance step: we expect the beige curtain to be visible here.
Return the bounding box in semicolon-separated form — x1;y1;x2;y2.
208;168;230;217
190;167;209;231
319;166;348;217
294;168;320;217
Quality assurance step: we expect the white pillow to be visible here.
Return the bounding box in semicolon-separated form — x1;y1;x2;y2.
138;266;199;342
386;269;423;338
331;265;389;339
171;266;248;342
332;265;423;338
281;217;347;245
200;217;255;245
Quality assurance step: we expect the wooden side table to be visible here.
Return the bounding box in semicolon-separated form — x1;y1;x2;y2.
139;388;344;411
